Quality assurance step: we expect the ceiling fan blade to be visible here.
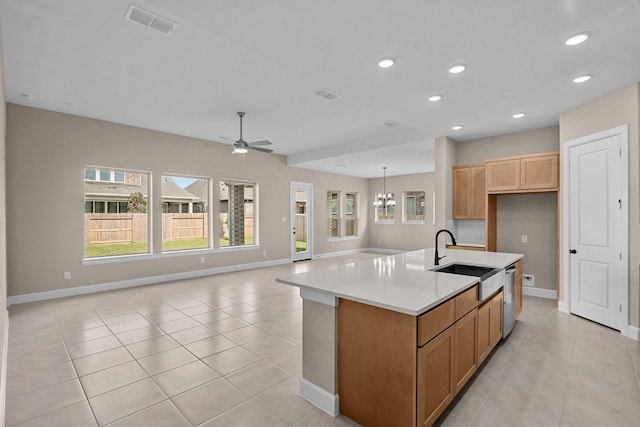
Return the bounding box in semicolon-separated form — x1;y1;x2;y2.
248;140;272;146
248;146;273;153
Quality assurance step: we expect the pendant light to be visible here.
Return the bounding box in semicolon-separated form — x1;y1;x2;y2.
373;166;396;210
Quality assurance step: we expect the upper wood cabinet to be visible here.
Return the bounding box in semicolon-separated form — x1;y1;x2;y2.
486;152;559;193
453;164;485;219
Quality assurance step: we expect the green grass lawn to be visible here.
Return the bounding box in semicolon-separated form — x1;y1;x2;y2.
86;236;263;257
296;241;307;252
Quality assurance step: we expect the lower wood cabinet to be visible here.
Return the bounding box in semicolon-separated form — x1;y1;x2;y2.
477;290;503;365
514;260;523;318
453;308;478;394
417;326;454;426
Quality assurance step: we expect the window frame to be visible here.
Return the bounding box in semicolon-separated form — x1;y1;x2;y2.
218;179;258;249
402;190;426;224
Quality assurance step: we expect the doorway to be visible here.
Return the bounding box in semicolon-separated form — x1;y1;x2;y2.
291;182;312;261
562;125;628;334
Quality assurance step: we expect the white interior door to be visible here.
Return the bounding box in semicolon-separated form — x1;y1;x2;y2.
291;182;312;261
568;131;626;331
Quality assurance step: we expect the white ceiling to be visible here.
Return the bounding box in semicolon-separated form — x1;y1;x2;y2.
1;0;639;178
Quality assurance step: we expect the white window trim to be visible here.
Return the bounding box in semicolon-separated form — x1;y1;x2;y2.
402;190;426;224
219;178;258;249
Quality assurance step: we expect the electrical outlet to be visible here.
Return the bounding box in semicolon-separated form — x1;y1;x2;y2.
523;274;534;286
521;235;528;243
64;271;71;280
281;217;287;222
200;257;205;264
263;250;267;257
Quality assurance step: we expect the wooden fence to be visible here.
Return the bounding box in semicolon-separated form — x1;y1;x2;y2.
86;213;209;245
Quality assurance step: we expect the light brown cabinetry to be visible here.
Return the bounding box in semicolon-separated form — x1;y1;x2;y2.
514;260;523;318
486;152;559;194
453;308;478;394
477;290;503;365
453;164;485;219
417;326;454;426
446;244;485;251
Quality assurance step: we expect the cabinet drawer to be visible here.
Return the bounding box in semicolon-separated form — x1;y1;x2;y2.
454;285;478;321
418;299;454;347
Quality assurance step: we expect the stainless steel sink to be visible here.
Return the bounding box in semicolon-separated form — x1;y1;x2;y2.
431;263;505;301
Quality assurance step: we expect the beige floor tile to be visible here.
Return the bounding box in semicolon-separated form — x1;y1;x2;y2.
73;347;134;377
7;360;77;399
137;347;197;376
169;324;218;345
104;400;190;427
62;325;114;346
171;378;247;426
132;302;175;316
156;317;202;334
5;379;86;425
203;345;261;375
153;360;220;397
126;335;180;359
178;303;216;316
108;317;153;334
191;309;231;324
199;399;287;427
267;344;302;376
115;325;165;345
67;335;123;359
12;401;97;427
80;360;149;398
222;324;266;345
243;335;296;356
226;360;291;396
89;378;167;426
8;346;71;377
206;317;250;334
251;377;316;425
184;334;237;358
290;407;360;426
144;310;187;325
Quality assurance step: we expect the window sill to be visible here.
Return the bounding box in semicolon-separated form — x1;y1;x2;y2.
327;236;360;243
82;245;261;265
374;220;395;225
402;220;426;225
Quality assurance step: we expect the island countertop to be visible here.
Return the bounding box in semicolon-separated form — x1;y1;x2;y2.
276;248;523;316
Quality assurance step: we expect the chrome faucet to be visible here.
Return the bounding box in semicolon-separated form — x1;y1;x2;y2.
434;229;457;265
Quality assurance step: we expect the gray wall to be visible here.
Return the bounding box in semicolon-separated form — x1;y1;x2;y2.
559;82;640;328
6;105;369;297
0;30;8;374
368;172;436;251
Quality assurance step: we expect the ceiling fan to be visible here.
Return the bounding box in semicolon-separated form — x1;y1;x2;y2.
231;112;273;154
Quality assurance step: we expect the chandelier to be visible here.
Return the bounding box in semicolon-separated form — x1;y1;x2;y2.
373;166;396;209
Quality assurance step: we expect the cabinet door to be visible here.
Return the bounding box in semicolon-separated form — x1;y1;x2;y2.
490;292;503;347
477;301;491;365
469;165;486;219
417;327;455;427
520;154;558;190
486;159;520;193
453;167;471;219
454;308;478;394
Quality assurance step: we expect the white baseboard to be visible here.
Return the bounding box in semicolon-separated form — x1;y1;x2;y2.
299;378;339;417
626;325;640;341
8;258;291;306
522;286;557;300
1;310;8;427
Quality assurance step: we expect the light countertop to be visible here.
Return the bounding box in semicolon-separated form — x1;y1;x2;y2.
276;248;523;316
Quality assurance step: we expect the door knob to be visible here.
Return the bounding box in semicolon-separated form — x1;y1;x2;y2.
569;249;577;254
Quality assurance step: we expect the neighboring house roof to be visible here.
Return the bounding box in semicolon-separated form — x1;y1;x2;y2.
185;180;207;202
161;177;200;201
85;176;201;202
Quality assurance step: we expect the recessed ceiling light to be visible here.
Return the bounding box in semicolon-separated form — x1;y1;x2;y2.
512;113;525;119
565;32;591;46
428;95;442;102
572;74;592;84
378;57;395;69
448;64;466;74
20;93;33;100
451;125;463;130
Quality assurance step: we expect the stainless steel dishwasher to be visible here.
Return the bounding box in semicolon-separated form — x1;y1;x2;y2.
503;265;516;337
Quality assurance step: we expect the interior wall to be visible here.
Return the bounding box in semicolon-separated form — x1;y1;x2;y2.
434;136;457;231
0;32;7;311
5;104;369;298
367;172;435;251
559;82;640;329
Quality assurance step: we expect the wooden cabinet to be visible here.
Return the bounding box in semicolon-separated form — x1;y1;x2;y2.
453;308;478;394
486;152;559;194
417;326;454;427
514;260;523;318
453;164;485;219
477;290;503;365
447;244;485;251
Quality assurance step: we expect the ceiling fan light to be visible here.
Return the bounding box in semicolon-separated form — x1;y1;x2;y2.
233;147;248;154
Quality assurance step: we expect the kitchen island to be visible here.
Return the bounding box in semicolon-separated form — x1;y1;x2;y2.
276;248;523;427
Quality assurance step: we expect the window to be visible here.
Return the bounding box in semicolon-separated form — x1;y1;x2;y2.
403;191;426;223
162;175;209;252
84;167;150;257
345;192;358;237
85;167;127;183
375;204;395;223
219;180;255;247
327;191;339;238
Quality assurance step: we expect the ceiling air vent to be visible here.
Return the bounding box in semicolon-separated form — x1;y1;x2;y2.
314;89;340;101
125;4;177;35
382;120;400;128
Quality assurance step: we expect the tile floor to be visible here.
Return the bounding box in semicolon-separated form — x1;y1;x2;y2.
4;253;640;426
